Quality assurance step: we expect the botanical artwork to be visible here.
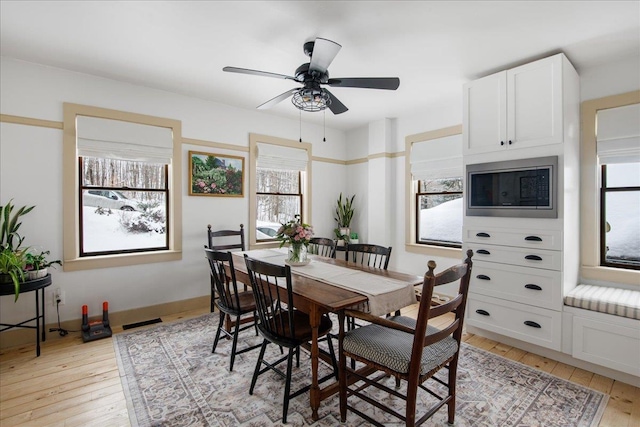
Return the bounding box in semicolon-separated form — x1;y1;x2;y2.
189;151;244;197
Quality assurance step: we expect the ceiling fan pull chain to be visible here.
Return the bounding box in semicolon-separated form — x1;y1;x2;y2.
299;109;302;143
323;109;326;142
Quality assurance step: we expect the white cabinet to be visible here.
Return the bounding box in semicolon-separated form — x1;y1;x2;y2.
464;226;565;351
463;54;568;155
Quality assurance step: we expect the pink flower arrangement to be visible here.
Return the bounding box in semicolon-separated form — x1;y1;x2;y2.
275;214;313;247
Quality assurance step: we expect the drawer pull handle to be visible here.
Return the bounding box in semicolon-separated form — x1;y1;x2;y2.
476;309;490;316
477;249;491;255
524;320;541;328
525;255;543;261
525;236;542;242
476;232;491;238
525;284;542;291
477;274;491;281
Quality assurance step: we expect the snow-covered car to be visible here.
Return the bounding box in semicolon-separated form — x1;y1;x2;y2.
83;190;140;211
256;221;281;240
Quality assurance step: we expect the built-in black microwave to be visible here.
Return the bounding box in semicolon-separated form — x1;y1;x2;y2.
466;156;557;218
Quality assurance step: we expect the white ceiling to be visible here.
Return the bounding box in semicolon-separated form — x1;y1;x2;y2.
1;1;639;131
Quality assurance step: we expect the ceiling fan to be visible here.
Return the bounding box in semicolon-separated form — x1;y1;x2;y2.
223;37;400;115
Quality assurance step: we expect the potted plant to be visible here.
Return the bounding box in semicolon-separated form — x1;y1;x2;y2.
24;250;61;280
0;248;27;300
334;193;355;245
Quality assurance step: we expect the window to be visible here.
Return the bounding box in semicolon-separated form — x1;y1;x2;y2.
600;163;640;270
63;103;182;271
416;177;463;247
256;168;302;241
581;92;640;285
249;134;311;248
80;157;169;255
406;127;463;251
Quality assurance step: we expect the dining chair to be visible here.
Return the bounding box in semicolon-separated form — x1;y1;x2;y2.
206;224;246;312
338;250;473;427
344;243;396;327
205;249;260;371
243;255;338;424
308;237;337;258
344;243;392;269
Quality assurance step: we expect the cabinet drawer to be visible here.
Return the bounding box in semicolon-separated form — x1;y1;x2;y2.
465;243;561;271
469;261;562;310
464;227;562;250
467;295;562;351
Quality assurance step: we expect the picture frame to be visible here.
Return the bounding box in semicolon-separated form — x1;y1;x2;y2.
188;150;244;197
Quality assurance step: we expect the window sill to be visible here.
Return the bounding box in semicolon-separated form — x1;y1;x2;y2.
249;241;281;250
63;250;182;272
581;265;640;287
405;243;462;258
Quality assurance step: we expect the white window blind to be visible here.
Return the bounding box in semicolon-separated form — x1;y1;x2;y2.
256;143;308;171
410;134;462;181
597;103;640;164
77;116;173;163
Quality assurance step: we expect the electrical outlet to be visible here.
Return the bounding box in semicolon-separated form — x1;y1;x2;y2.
53;288;65;306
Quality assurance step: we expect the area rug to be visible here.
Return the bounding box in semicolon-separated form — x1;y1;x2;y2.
113;313;608;427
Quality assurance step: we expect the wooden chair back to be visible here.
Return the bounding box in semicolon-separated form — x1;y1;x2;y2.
309;237;336;258
345;243;392;269
243;255;299;346
204;249;243;314
411;249;473;376
206;224;245;251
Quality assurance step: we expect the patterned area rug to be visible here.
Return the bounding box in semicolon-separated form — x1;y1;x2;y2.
113;314;607;427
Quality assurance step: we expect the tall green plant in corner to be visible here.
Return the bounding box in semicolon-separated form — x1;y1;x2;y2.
0;200;35;301
334;193;355;241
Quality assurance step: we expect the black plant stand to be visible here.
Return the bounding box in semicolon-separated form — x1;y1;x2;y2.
0;275;52;356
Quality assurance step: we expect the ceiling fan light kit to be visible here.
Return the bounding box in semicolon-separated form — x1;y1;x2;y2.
223;37;400;115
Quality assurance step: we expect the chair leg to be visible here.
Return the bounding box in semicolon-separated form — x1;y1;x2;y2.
212;310;225;353
282;347;296;424
295;346;300;368
229;314;242;372
406;377;419;427
447;359;458;424
253;311;259;336
250;340;268;395
338;320;347;422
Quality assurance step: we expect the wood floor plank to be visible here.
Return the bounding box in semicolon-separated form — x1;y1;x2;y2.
570;367;595;387
550;361;576;380
519;352;557;373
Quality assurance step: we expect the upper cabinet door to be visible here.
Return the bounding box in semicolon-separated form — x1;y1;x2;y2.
507;55;563;149
463;71;507;155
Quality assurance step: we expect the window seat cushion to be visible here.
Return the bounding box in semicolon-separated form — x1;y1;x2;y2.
564;284;640;320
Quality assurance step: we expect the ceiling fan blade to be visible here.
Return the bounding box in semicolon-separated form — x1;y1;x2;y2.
257;88;300;110
327;77;400;90
223;66;295;80
324;89;348;115
309;38;342;74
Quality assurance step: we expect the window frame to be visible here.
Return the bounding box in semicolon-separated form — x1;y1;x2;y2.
580;91;640;285
404;125;463;257
599;164;640;270
63;103;182;271
249;133;312;249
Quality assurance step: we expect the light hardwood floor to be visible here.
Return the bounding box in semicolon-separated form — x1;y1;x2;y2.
1;305;638;427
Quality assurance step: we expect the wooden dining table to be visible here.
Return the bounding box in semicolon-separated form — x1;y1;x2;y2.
231;249;423;421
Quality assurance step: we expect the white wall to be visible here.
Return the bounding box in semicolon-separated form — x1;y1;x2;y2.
0;57;348;324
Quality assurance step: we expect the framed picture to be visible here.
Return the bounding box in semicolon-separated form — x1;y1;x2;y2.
189;151;244;197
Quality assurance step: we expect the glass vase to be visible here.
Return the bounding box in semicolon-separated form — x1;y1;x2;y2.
287;243;308;264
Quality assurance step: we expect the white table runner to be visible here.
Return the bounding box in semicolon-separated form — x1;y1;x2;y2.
237;249;417;316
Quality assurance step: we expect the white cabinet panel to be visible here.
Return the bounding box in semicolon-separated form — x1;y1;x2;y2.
463;71;506;155
572;316;640;377
470;261;562;310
